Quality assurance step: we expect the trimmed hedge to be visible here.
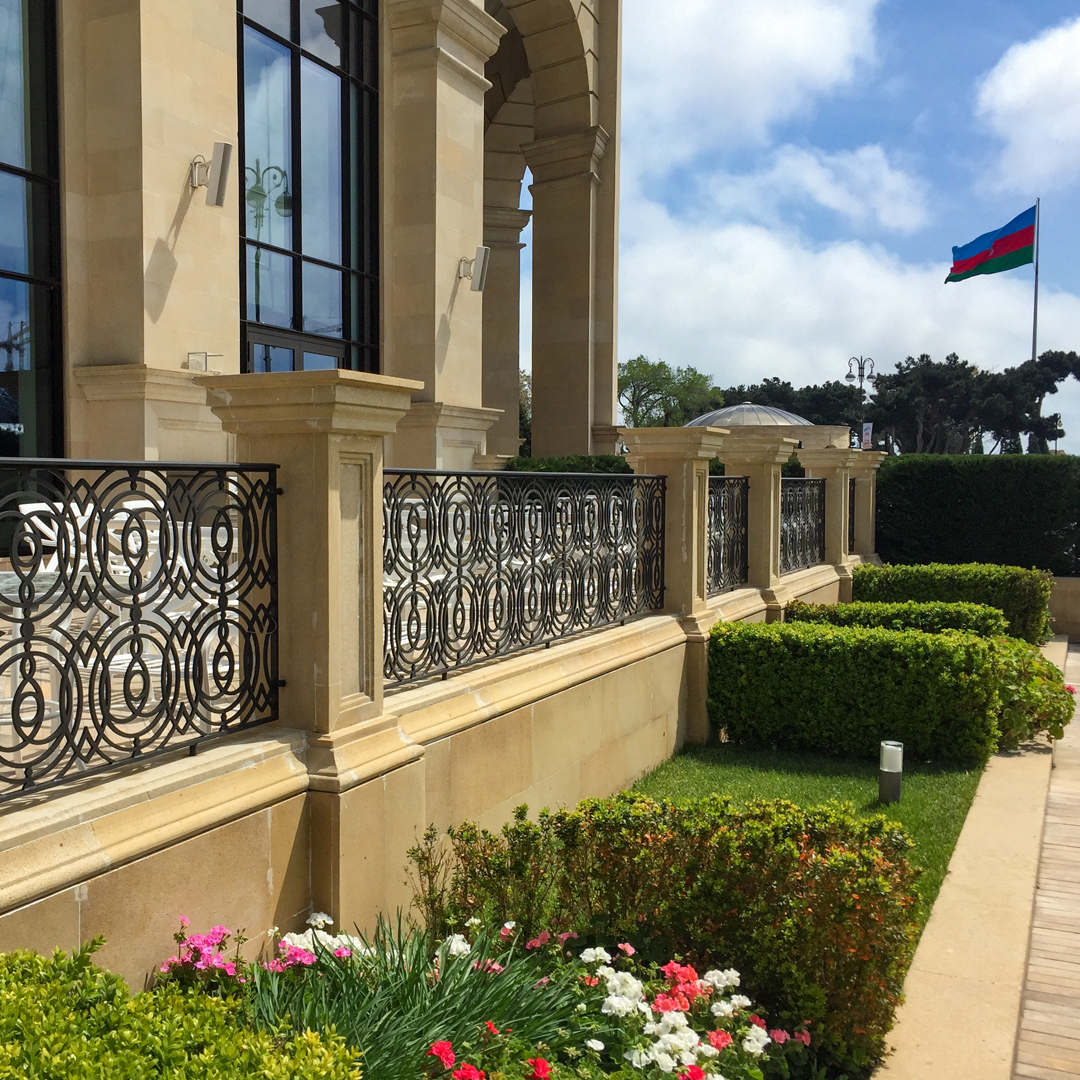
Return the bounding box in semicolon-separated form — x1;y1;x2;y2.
852;561;1053;643
411;794;919;1076
876;453;1080;573
708;621;1001;762
503;454;632;473
0;940;361;1079
785;598;1010;637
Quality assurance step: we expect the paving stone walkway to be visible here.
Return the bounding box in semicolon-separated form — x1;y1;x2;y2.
1013;646;1080;1080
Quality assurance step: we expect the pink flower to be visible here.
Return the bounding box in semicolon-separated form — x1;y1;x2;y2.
1068;685;1076;694
557;931;579;945
679;1068;705;1080
179;916;190;928
617;942;636;956
451;1066;484;1080
534;976;550;987
429;1042;456;1069
334;947;352;958
795;1030;811;1047
472;959;504;975
708;1030;733;1052
526;1059;551;1080
770;1029;789;1045
262;958;287;973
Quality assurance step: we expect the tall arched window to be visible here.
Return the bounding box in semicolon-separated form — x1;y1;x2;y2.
0;0;61;456
238;0;378;374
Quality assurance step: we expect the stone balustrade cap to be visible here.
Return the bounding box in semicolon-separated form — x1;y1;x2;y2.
620;425;728;459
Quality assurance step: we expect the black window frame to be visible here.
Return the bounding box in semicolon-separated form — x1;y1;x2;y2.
0;0;63;456
237;0;379;375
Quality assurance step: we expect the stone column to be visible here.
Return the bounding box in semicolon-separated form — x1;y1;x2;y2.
799;447;863;601
623;426;727;744
717;434;800;601
382;0;506;469
848;451;888;559
525;128;608;458
482;206;531;459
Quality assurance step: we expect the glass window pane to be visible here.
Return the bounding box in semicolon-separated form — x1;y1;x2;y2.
0;0;26;169
300;58;341;263
302;351;337;371
251;343;295;372
300;0;341;65
0;277;51;455
302;261;341;336
244;27;293;250
0;171;27;275
247;244;293;327
243;0;291;39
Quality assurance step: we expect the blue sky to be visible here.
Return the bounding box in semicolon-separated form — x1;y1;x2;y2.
607;0;1080;447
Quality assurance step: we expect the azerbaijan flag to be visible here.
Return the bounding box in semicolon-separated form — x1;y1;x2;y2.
945;205;1036;283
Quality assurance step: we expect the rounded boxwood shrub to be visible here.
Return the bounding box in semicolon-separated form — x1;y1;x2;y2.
851;562;1053;644
785;598;1010;637
410;795;919;1077
0;940;361;1079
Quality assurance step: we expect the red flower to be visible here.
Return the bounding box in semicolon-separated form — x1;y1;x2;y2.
617;942;636;956
708;1030;733;1052
653;991;691;1013
749;1014;767;1029
485;1021;500;1035
452;1066;484;1080
770;1029;790;1045
796;1030;811;1047
428;1042;456;1069
526;1059;551;1080
580;974;598;986
679;1068;705;1080
661;961;699;985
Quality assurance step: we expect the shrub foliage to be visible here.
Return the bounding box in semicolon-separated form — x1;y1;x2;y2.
875;453;1080;574
0;940;360;1079
851;561;1053;643
410;793;920;1077
785;598;1010;637
503;455;633;474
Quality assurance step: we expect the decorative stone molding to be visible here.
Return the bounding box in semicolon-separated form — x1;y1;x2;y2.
522;126;609;185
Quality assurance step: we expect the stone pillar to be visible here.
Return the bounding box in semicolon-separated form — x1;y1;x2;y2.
525;128;609;458
849;451;888;559
61;0;241;459
383;0;506;469
482;206;531;459
717;434;799;601
623;426;727;745
799;447;863;601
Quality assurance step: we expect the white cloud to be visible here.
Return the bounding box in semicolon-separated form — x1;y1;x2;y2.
622;0;879;172
976;16;1080;192
618;198;1080;447
708;144;929;232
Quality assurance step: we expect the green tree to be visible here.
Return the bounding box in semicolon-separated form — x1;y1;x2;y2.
617;356;723;426
518;370;532;457
719;378;865;428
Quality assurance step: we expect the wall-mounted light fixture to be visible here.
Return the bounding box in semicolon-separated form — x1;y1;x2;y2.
457;246;491;292
190;142;234;207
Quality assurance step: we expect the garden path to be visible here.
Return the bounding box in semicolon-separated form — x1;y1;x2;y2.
1013;645;1080;1080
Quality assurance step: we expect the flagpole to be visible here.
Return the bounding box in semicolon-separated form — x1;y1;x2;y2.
1032;197;1041;363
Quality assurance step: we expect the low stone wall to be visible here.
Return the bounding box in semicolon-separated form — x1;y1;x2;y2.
0;565;852;987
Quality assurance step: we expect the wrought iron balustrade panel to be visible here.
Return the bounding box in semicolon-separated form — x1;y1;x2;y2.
707;476;749;595
849;477;856;553
383;470;666;684
0;459;278;803
780;477;826;574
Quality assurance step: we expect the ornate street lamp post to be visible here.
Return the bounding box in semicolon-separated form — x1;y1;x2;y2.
845;355;876;396
245;161;292;323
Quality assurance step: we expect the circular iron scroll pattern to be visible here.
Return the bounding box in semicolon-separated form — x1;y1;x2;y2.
383;470;666;684
780;477;826;575
0;462;278;802
707;476;749;596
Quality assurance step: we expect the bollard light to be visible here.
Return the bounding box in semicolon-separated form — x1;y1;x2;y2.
879;740;903;805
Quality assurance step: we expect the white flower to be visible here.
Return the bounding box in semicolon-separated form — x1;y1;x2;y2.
698;1045;719;1059
649;1049;677;1073
730;995;752;1009
702;968;740;991
600;968;644;1000
601;994;637;1017
580;947;612;964
624;1049;649;1069
679;1050;698;1066
503;921;516;930
465;917;482;929
445;933;471;957
637;1000;654;1015
742;1026;771;1056
307;911;334;930
586;1039;605;1052
282;930;315;951
266;926;279;938
710;1000;735;1018
576;1003;588;1013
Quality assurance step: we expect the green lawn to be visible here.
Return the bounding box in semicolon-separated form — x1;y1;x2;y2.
634;744;984;926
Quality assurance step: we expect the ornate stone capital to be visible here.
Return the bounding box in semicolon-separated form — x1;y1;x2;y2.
522;126;610;185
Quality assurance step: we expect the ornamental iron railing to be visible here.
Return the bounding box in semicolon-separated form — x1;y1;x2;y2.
780;477;825;574
849;477;857;552
0;460;279;803
383;470;666;684
707;476;749;595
